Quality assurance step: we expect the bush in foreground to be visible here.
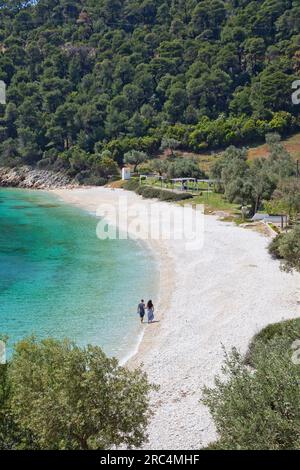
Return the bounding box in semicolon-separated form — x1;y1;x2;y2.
0;338;154;450
202;320;300;450
268;233;285;260
268;225;300;272
246;319;300;367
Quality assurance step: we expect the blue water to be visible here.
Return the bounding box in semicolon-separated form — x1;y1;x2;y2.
0;189;157;359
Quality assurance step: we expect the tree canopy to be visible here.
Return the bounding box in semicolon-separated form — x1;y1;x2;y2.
0;337;154;450
202;324;300;450
211;134;296;214
1;0;300;182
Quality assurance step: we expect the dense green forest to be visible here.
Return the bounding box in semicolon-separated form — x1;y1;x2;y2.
0;337;153;449
1;0;300;183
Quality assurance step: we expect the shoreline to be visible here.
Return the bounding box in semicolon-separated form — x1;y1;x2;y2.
49;186;300;450
120;241;174;367
49;186;175;368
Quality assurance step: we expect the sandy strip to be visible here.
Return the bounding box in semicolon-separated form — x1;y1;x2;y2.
51;187;300;450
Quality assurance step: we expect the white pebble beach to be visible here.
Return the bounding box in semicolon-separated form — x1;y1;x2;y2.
51;186;300;450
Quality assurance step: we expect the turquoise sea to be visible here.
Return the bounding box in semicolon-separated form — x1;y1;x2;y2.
0;188;157;359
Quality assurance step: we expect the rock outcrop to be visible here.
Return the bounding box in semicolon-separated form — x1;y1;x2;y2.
0;166;78;189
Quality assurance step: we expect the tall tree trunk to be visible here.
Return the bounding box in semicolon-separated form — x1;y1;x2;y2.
255;195;261;214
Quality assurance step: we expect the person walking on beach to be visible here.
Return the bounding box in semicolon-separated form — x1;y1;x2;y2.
137;299;145;323
146;300;155;323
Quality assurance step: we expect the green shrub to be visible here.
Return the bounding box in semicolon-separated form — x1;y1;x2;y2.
268;233;285;259
136;186;162;199
268;226;300;272
188;113;296;152
137;186;193;202
1;337;155;450
277;225;300;273
246;318;300;367
159;191;193;202
82;176;107;186
37;158;51;169
202;319;300;450
74;171;90;184
123;178;140;191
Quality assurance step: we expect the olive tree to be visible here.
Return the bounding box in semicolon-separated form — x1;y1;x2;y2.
5;338;155;450
150;159;168;177
202;334;300;450
167;158;205;179
266;179;300;219
124;150;148;173
160;137;181;157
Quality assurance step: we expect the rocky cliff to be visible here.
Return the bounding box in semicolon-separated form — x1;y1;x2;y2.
0;166;77;189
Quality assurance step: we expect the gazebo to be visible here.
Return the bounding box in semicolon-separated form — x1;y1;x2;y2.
170;178;218;193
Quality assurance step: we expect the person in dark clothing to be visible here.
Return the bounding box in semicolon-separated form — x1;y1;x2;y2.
137;299;145;323
146;300;155;323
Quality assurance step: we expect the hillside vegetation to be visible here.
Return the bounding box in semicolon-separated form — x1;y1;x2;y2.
248;131;300;160
1;0;300;183
203;318;300;450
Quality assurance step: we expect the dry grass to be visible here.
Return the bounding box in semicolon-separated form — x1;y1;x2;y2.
177;150;221;173
171;133;300;171
248;133;300;161
178;133;300;166
105;179;124;189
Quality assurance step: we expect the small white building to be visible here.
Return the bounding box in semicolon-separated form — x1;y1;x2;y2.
122;167;131;180
252;213;288;228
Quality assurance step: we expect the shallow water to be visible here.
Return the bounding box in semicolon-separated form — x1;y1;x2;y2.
0;188;157;359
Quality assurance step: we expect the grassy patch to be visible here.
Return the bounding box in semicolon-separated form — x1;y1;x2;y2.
144;178;212;192
268;223;281;234
187;192;238;214
234;217;253;225
245;318;300;367
124;177;239;214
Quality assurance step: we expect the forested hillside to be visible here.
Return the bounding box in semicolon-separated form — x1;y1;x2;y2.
1;0;300;183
